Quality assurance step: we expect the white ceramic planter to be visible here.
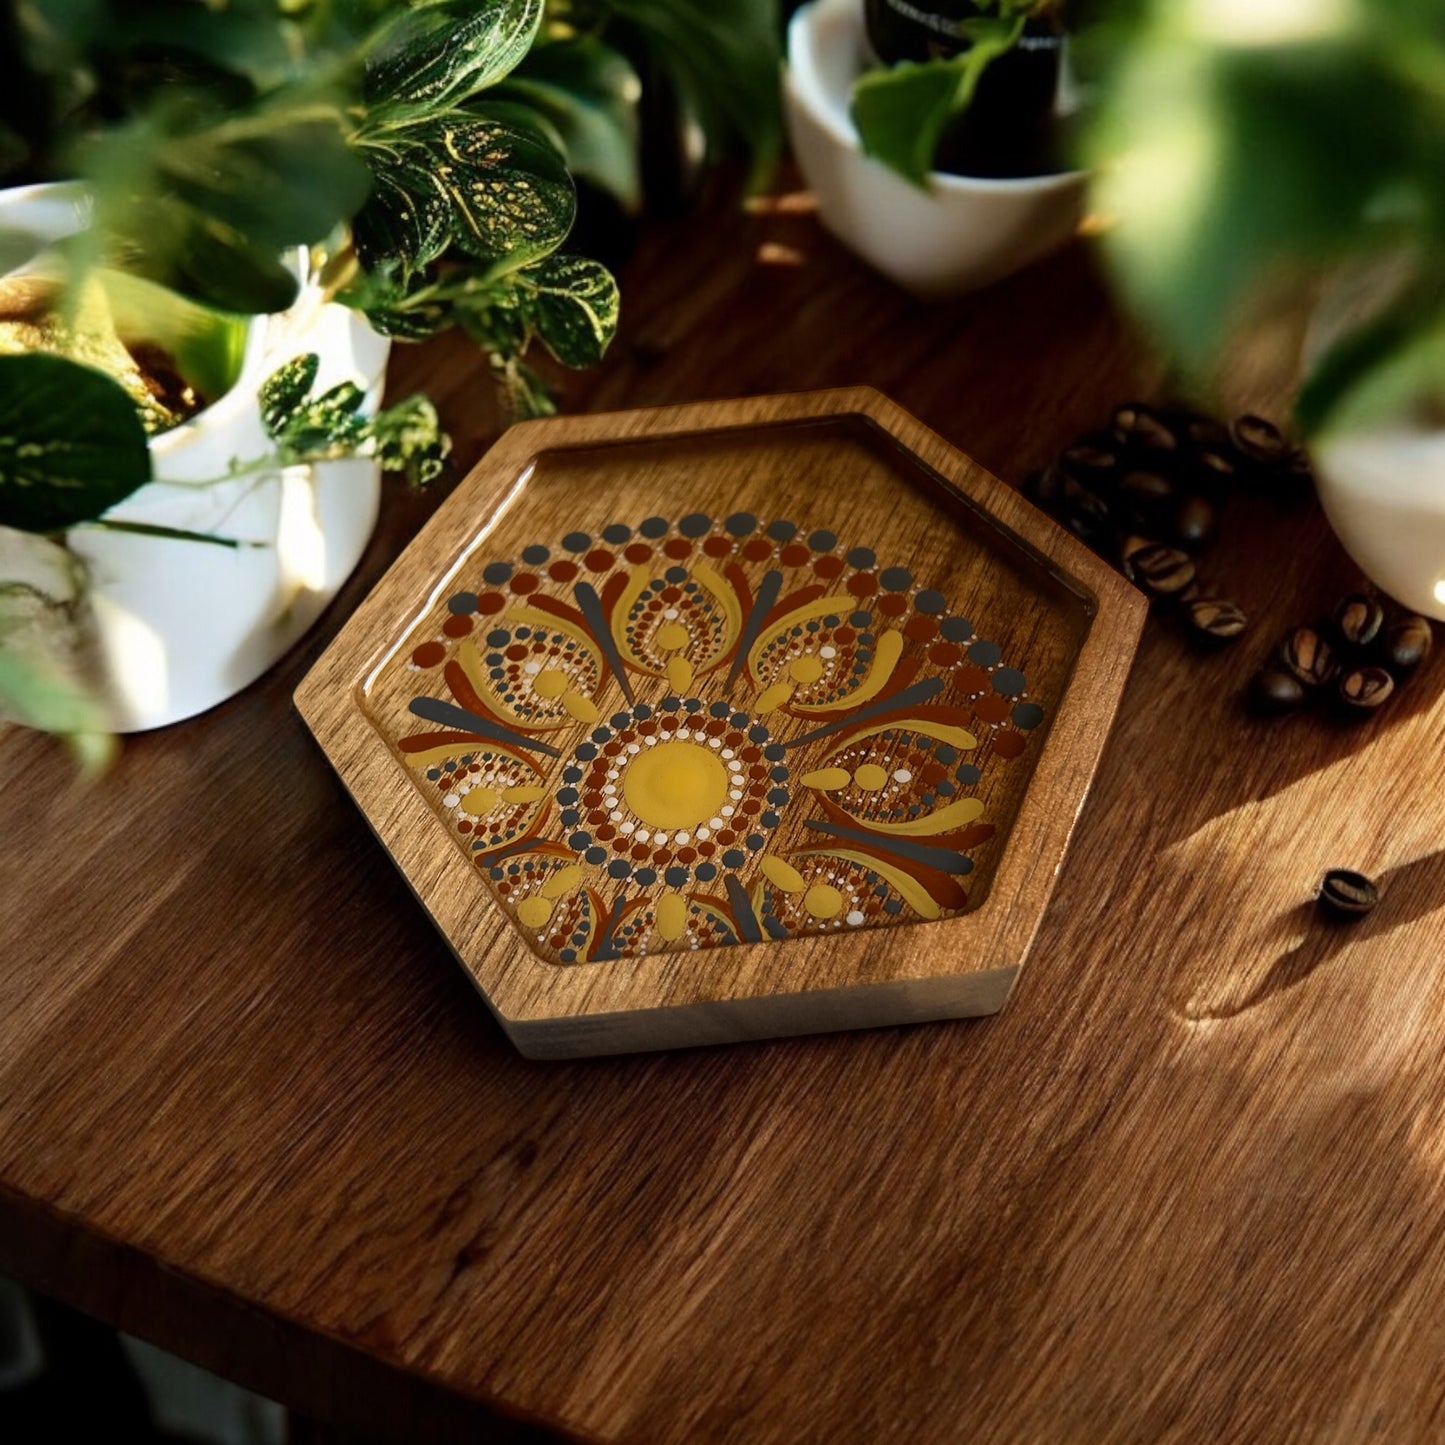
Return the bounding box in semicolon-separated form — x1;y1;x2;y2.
784;0;1088;296
1;182;389;731
1314;427;1445;621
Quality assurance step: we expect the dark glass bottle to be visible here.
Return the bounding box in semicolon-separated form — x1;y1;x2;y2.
863;0;1065;178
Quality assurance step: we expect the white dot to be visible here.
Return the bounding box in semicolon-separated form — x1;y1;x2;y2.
708;737;722;748
675;831;690;844
709;817;724;829
619;821;635;835
523;659;542;674
663;607;680;619
610;810;623;822
730;789;743;800
636;828;650;842
627;742;640;753
820;645;837;659
721;805;735;817
442;793;459;807
728;759;742;772
846;910;865;926
721;748;735;759
696;827;710;840
893;768;913;783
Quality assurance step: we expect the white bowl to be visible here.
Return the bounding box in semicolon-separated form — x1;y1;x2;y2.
784;0;1088;297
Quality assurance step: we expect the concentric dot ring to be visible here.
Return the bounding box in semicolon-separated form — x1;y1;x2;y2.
554;698;790;888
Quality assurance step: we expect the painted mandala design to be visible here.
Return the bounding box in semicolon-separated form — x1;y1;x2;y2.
386;513;1047;964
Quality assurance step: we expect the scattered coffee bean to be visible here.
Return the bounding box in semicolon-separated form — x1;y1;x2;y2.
1337;664;1395;714
1231;413;1289;464
1193;449;1239;490
1058;439;1121;487
1250;665;1307;714
1186;596;1247;644
1112;402;1178;454
1171;493;1217;551
1334;592;1386;651
1182;414;1232;452
1379;615;1433;673
1119;468;1176;510
1317;868;1379;921
1279;624;1337;690
1122;540;1196;599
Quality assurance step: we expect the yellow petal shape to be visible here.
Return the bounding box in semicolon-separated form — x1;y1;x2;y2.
460;786;502;815
533;668;567;698
755;680;795;713
800;767;851;791
502;785;549;804
563;692;600;723
794;629;903;714
811;849;942;920
655;892;689;941
848;716;978;752
666;655;695;692
746;593;856;682
853;764;888;791
541;865;584;899
517;896;553;929
655;621;689;651
760;857;806;893
864;796;986;836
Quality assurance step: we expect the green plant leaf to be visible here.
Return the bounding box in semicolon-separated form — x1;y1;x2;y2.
260;352;321;437
0;353;152;533
496;36;642;211
850;16;1025;187
364;0;545;110
598;0;782;181
510;253;620;368
353;110;574;274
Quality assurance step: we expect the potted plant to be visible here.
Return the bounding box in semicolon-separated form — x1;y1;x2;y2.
1079;0;1445;619
0;0;781;759
783;0;1087;294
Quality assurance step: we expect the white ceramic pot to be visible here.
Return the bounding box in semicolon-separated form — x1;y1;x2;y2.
784;0;1088;297
1314;427;1445;621
1;182;389;731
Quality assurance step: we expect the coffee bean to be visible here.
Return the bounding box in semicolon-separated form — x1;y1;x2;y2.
1182;415;1232;452
1317;868;1379;920
1061;474;1112;531
1121;539;1196;598
1231;413;1289;464
1119;468;1176;508
1112;402;1178;454
1337;664;1395;713
1279;625;1337;689
1186;596;1247;644
1379;615;1433;673
1250;665;1307;714
1335;592;1386;650
1058;439;1121;488
1194;449;1239;489
1171;493;1217;551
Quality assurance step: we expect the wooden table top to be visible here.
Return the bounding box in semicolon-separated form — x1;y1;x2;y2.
6;181;1445;1444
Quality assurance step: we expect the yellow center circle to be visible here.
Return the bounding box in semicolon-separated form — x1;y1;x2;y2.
622;740;729;831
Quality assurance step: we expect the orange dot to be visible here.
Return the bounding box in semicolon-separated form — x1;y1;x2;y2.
585;549;614;572
443;615;473;637
974;694;1011;724
957;665;990;693
625;543;652;564
814;555;844;578
847;572;877;596
477;592;506;614
510;573;539;594
549;560;578;582
703;536;732;557
743;538;772;562
929;641;962;666
506;643;528;661
904;614;938;642
780;544;809;567
878;594;908;616
994;731;1027;758
664;538;691;559
412;641;445;667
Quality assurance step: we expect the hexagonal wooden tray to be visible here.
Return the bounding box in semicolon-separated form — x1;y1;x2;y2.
296;389;1144;1057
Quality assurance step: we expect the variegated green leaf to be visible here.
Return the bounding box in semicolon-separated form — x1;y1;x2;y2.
259;353;319;438
513;254;620;368
365;0;545;111
354;111;574;274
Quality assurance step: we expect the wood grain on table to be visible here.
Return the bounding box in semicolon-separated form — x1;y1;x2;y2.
5;180;1445;1443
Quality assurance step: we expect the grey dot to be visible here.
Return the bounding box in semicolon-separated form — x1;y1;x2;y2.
448;592;478;614
879;566;912;591
481;562;512;585
914;589;946;614
992;667;1027;695
679;512;711;537
725;512;757;536
1013;702;1045;730
940;616;973;641
562;531;591;553
601;523;631;544
968;639;1002;667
